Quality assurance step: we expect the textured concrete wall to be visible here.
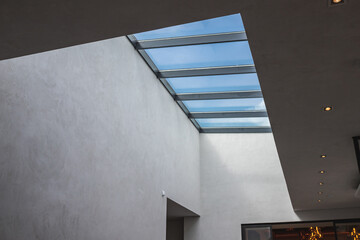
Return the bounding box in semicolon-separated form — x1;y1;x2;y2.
193;134;360;240
0;37;200;240
1;34;359;240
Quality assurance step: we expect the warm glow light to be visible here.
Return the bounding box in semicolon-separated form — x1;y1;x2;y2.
319;182;324;186
318;191;323;195
308;227;323;240
324;106;332;111
320;155;327;158
351;228;360;240
319;170;326;174
317;200;321;203
332;0;342;3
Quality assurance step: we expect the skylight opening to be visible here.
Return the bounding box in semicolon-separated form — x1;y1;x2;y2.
167;74;261;93
128;13;272;133
183;98;266;112
134;14;245;40
196;118;271;128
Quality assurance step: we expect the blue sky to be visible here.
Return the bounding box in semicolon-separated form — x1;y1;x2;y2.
145;42;253;70
167;74;261;93
183;98;266;112
197;118;270;128
134;14;245;40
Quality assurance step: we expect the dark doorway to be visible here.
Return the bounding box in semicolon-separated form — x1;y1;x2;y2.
166;198;199;240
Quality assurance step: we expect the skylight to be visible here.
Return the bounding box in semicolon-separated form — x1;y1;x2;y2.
127;14;271;133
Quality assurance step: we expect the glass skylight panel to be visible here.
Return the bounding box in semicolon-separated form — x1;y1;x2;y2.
183;98;266;112
197;118;271;128
129;13;271;133
134;14;244;40
145;41;253;70
167;74;260;93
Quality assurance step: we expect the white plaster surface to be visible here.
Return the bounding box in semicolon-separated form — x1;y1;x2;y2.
0;37;200;240
0;36;359;240
191;134;360;240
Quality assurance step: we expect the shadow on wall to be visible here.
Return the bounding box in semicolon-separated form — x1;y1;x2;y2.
166;198;199;240
200;134;298;222
191;134;300;240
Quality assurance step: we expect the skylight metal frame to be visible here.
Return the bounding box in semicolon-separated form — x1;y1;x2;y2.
127;30;271;133
188;111;268;119
201;127;272;133
135;31;247;49
175;90;263;101
158;65;256;78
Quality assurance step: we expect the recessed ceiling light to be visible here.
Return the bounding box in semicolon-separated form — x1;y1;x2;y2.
328;0;345;7
324;106;333;111
319;182;324;186
318;199;322;203
321;155;327;158
319;170;326;174
318;191;323;195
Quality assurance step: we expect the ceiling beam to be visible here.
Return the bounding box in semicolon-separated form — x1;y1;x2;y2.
189;111;268;118
158;65;256;78
200;127;272;133
134;32;247;49
175;90;263;101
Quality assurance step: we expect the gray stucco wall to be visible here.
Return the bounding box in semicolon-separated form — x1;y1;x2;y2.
192;134;360;240
0;35;359;240
0;37;200;240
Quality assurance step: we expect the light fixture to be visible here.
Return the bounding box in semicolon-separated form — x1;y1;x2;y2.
319;170;326;174
317;200;322;203
318;191;323;195
350;227;360;240
324;106;332;111
320;154;327;158
308;227;323;240
328;0;345;7
352;136;360;174
319;182;324;186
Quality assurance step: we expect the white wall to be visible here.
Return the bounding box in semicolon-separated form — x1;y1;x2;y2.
0;37;200;240
0;35;359;240
191;134;360;240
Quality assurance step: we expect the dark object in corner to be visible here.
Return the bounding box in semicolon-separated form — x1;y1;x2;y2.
352;136;360;174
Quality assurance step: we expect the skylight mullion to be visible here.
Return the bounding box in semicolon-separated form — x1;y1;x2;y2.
189;111;268;119
159;78;176;95
190;119;201;130
137;49;159;73
175;90;262;101
201;127;272;133
135;31;247;49
177;101;201;130
159;65;256;78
